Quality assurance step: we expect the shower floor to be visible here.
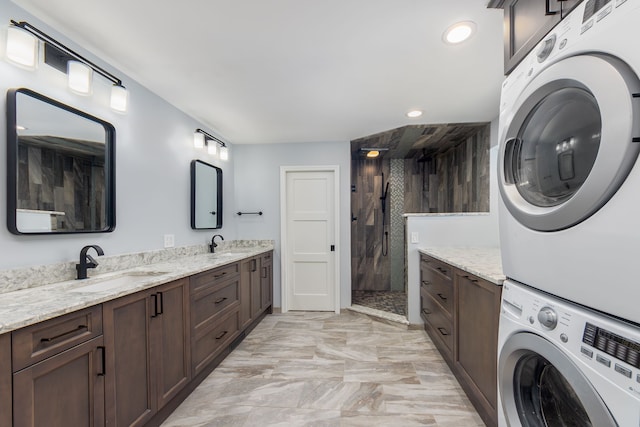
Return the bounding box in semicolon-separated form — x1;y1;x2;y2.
351;290;407;316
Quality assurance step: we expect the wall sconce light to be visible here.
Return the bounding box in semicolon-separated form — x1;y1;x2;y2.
5;25;37;68
5;20;128;112
194;128;229;160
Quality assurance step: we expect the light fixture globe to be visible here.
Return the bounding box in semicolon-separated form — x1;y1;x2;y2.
194;131;205;148
67;60;93;95
6;25;37;68
207;141;217;155
219;146;229;161
110;85;128;112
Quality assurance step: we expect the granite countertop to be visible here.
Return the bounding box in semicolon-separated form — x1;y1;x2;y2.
418;247;505;285
0;246;273;335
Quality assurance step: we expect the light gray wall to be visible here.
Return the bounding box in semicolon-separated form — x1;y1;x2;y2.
233;141;351;309
0;0;236;270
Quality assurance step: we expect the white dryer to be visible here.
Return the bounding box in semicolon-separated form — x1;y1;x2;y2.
498;0;640;323
498;280;640;426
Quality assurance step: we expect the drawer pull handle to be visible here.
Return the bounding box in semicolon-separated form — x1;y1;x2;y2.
214;272;227;279
41;325;88;343
436;267;448;275
421;280;431;287
464;275;479;283
437;293;447;301
215;331;228;340
97;346;106;376
421;309;431;316
214;297;228;304
437;327;450;336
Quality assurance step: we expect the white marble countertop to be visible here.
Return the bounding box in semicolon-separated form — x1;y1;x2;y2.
418;247;505;285
0;246;273;335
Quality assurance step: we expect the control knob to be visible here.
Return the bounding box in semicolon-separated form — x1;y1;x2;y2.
537;34;556;63
537;306;558;330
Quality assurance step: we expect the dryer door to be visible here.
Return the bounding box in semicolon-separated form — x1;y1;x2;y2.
499;332;616;427
499;54;640;231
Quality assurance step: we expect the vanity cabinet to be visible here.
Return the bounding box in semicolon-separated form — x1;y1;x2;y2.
0;334;11;427
103;278;190;427
260;252;273;312
190;262;240;376
419;253;502;427
11;306;105;427
489;0;583;74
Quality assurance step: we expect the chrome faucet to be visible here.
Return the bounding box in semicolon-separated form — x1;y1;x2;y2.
76;245;104;279
210;234;224;253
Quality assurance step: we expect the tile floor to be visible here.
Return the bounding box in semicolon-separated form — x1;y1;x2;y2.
351;291;407;316
162;310;484;426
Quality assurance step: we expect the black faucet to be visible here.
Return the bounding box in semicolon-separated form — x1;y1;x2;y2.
76;245;104;279
210;234;224;253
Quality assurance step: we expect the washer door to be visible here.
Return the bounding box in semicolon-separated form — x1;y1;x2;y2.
499;333;616;427
499;54;640;231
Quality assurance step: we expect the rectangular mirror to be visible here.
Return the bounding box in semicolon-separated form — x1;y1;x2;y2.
6;88;116;234
191;159;222;229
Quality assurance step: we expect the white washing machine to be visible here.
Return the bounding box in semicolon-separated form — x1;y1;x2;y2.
498;280;640;426
498;0;640;324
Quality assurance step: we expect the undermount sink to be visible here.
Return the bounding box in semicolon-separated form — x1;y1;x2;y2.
70;270;168;293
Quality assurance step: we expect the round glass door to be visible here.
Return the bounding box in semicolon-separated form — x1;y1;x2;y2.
499;333;616;427
515;87;601;208
499;54;640;231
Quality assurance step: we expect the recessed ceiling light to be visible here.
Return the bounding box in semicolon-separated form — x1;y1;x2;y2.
443;21;477;45
406;110;423;118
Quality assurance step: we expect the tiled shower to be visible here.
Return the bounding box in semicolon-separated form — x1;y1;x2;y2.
350;123;491;317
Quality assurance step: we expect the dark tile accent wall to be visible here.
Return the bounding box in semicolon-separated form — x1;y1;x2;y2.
404;124;490;213
351;157;391;291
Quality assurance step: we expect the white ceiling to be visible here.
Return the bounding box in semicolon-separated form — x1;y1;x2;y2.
11;0;505;144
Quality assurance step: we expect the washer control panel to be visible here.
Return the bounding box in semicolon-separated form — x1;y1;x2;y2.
538;306;558;329
501;280;640;397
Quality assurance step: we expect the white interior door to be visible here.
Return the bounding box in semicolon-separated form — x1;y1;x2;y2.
281;167;338;312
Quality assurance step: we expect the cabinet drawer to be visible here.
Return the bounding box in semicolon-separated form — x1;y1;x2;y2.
421;289;453;354
420;259;453;315
12;305;103;372
192;279;239;330
192;309;239;375
190;262;240;296
421;256;453;281
261;252;272;266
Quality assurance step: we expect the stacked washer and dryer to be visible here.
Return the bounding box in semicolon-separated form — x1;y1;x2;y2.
496;0;640;425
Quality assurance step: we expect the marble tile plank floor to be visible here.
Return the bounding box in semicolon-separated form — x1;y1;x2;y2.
162;310;484;427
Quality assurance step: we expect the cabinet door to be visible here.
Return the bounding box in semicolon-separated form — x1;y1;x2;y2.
0;334;11;427
260;252;273;311
455;273;502;427
240;258;256;330
504;0;561;74
104;291;155;427
13;336;105;427
151;279;190;410
250;258;262;319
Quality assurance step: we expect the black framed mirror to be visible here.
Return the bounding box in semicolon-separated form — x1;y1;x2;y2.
6;88;116;234
191;159;222;229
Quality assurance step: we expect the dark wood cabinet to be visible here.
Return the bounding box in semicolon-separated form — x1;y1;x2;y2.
103;278;190;426
260;252;273;312
491;0;583;74
190;263;240;376
11;307;105;427
455;273;502;427
419;253;502;427
240;257;261;328
0;334;11;427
